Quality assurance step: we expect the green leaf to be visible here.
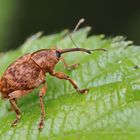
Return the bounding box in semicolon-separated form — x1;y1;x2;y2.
0;28;140;140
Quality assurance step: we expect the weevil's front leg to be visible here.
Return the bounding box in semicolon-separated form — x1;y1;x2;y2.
9;99;21;127
38;83;47;129
50;70;88;94
61;57;80;70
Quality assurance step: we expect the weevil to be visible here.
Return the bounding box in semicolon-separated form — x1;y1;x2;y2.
0;19;106;129
0;47;106;129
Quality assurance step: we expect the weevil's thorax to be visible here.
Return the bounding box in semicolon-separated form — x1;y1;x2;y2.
31;49;59;73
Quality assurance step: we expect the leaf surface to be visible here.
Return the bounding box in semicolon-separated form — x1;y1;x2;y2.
0;28;140;140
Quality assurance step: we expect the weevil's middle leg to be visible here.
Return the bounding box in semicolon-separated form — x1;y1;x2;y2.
50;70;88;94
38;83;47;129
9;99;21;127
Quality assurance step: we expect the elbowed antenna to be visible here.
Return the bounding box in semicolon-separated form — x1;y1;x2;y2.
60;48;107;54
70;18;85;48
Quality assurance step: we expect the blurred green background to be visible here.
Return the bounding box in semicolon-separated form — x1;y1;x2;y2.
0;0;140;51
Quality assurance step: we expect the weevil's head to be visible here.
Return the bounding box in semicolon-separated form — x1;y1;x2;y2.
54;50;62;60
31;49;62;73
31;47;106;73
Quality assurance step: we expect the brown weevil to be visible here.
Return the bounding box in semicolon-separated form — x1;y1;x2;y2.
0;19;106;129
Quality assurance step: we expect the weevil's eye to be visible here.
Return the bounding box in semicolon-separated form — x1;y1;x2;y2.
55;51;61;58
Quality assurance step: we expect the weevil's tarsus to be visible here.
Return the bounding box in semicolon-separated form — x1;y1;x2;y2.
69;18;85;48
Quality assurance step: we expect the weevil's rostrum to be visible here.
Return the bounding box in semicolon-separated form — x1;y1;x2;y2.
0;47;106;129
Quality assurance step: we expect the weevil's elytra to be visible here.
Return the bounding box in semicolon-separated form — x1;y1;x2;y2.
0;47;106;129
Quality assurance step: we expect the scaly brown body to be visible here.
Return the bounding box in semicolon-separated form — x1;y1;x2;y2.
0;50;58;99
0;47;106;129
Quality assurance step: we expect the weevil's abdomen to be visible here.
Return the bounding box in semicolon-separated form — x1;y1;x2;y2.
0;54;45;99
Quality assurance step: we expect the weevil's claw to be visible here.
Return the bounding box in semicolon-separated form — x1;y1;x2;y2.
11;115;21;127
11;121;18;127
38;120;44;130
78;88;89;94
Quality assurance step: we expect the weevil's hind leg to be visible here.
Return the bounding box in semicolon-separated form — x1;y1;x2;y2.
50;70;89;94
9;99;21;127
60;57;80;71
8;99;17;112
8;89;33;99
8;89;33;127
38;83;47;130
